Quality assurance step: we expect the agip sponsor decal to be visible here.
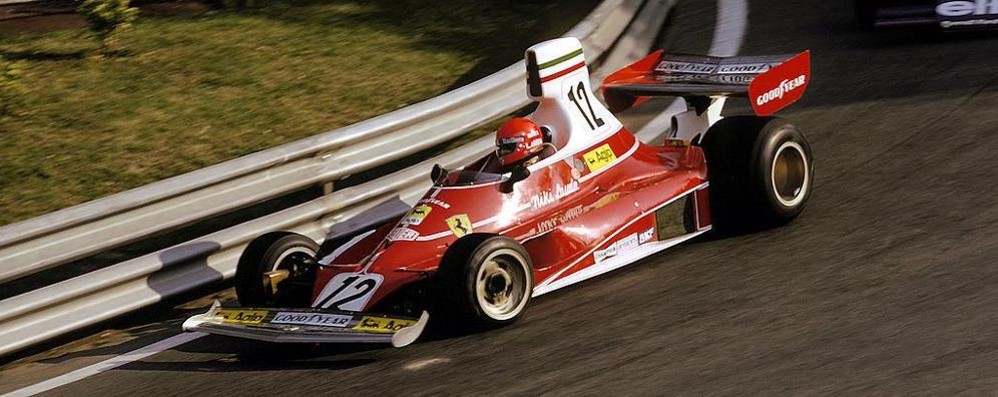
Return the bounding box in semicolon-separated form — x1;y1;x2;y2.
271;312;351;328
352;316;417;333
216;309;268;324
583;144;617;172
446;214;473;238
748;51;810;116
402;205;432;226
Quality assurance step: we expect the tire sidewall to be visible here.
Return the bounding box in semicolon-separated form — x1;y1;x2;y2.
464;239;534;323
437;235;534;329
235;233;319;307
751;120;814;222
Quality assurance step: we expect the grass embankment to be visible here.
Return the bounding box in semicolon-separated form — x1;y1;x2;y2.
0;0;597;226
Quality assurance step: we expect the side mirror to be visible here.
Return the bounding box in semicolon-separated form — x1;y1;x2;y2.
501;167;530;193
431;164;448;183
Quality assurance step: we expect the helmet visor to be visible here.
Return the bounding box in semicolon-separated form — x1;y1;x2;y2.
497;143;517;157
496;137;522;158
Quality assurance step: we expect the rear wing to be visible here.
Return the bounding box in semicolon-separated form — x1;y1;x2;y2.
601;50;811;116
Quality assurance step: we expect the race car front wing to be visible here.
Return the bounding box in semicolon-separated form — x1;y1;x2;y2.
182;300;428;348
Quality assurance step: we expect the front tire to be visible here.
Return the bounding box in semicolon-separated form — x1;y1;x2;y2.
435;236;533;330
700;116;813;233
235;233;319;307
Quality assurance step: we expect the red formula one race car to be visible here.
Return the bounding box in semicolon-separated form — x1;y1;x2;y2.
183;38;814;347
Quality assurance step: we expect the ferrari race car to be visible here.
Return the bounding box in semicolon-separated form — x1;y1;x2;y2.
183;38;814;347
856;0;998;30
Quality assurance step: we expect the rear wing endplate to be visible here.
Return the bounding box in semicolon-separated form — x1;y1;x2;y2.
601;50;811;116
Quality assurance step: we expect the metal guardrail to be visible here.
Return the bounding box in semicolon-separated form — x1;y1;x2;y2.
0;0;677;356
0;0;638;285
0;0;40;5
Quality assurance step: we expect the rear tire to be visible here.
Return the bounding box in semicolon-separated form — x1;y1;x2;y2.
235;233;319;307
700;116;813;233
435;236;533;330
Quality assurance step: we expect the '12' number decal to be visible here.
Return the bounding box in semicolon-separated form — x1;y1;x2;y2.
312;273;383;311
567;81;605;130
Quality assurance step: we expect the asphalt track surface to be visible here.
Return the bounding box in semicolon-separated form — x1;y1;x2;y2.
5;0;998;395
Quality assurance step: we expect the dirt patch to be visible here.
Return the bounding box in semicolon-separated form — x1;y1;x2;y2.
0;13;83;33
0;0;75;21
0;0;209;34
139;1;209;17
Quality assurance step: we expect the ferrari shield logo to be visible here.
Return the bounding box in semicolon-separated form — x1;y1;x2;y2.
446;214;473;238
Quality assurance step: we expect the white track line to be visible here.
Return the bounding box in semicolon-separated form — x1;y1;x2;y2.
635;0;749;140
710;0;749;58
1;332;206;397
2;2;752;396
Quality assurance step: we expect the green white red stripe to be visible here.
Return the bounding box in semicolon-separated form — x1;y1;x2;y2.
538;48;586;82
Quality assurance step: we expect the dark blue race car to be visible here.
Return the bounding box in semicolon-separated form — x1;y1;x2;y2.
856;0;998;30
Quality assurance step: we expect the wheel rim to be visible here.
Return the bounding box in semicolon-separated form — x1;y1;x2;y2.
272;247;316;272
475;248;529;321
771;141;809;207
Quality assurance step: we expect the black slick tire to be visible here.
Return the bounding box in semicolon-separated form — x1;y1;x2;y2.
235;232;319;307
435;235;533;330
699;116;813;233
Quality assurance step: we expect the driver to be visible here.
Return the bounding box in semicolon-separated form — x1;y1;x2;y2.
495;117;545;173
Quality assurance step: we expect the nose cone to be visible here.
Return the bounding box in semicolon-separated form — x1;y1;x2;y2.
400;187;505;235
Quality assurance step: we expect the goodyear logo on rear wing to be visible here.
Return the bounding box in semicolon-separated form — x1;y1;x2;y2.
215;309;268;324
353;316;417;333
583;144;617;172
747;51;810;116
717;63;771;75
